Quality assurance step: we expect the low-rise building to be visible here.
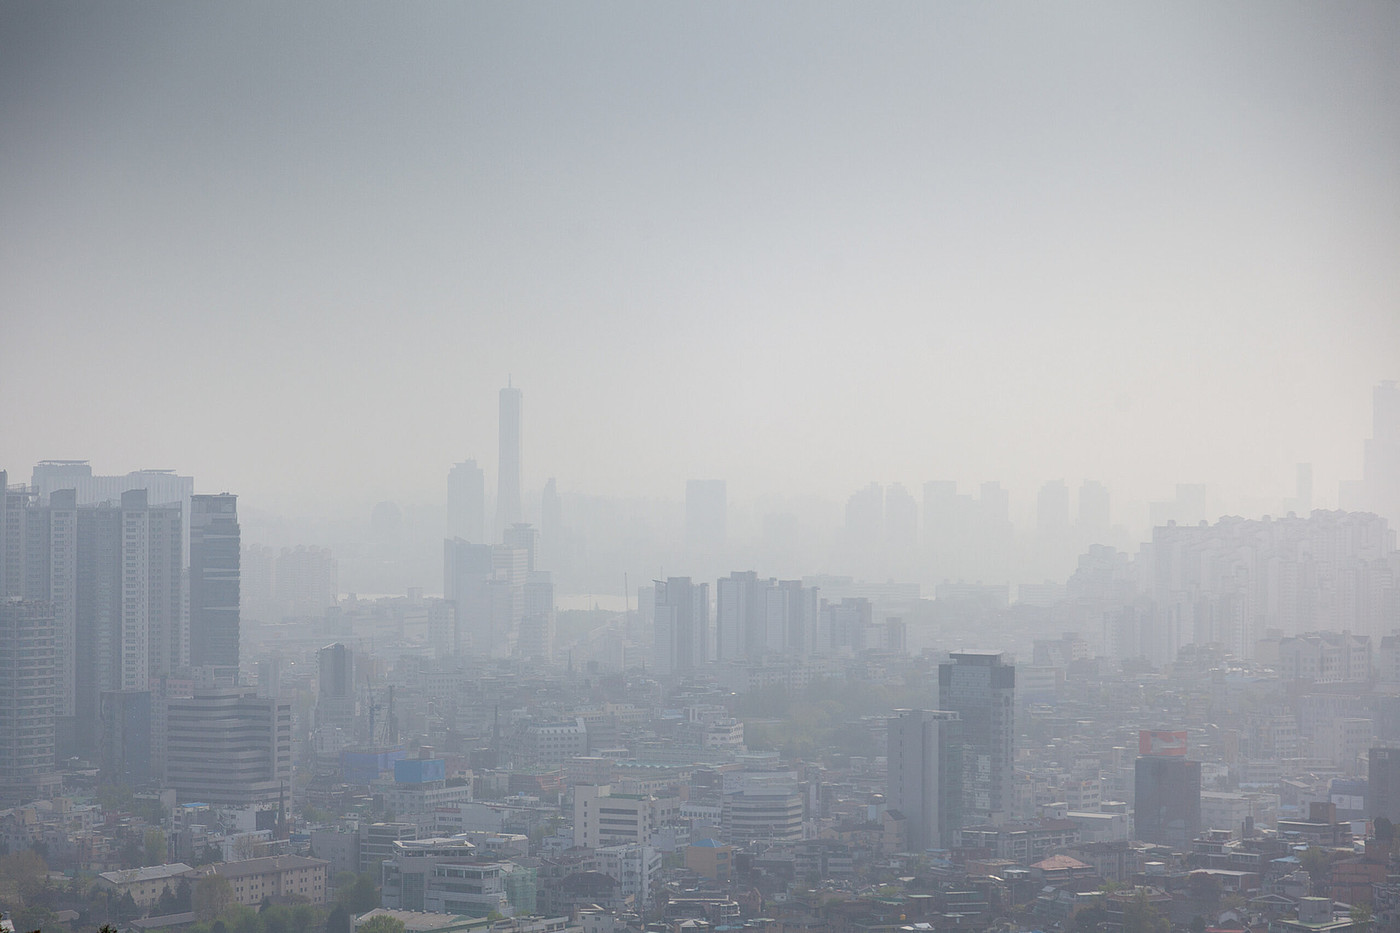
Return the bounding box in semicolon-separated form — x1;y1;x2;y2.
198;855;329;906
96;864;196;907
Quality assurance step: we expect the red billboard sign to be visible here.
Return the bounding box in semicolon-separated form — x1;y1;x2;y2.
1139;730;1188;756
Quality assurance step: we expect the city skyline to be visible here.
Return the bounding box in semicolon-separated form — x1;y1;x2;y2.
3;3;1398;514
5;5;1400;929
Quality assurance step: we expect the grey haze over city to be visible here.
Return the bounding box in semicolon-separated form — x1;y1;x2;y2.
3;5;1400;933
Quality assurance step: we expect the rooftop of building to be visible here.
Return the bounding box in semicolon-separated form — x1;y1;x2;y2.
98;863;196;884
207;855;328;878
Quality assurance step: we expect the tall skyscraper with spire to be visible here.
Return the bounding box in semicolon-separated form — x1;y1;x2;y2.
496;381;523;541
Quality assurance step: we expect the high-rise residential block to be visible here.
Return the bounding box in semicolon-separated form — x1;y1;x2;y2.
887;709;963;852
653;577;710;675
938;650;1015;824
0;599;60;805
716;571;765;662
190;494;240;671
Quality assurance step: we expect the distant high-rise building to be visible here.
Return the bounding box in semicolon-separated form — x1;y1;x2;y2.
685;480;727;555
274;545;338;618
444;538;492;657
540;478;562;567
0;599;61;805
518;570;556;662
190;494;240;672
653;577;710;675
716;571;766;662
503;523;538;573
496;383;523;540
938;650;1015;823
888;709;963;852
165;687;292;806
100;690;153;787
1342;381;1400;524
820;597;872;652
1037;480;1070;537
447;460;486;545
1077;480;1110;540
845;482;884;548
29;462;194;562
1370;747;1400;823
923;481;1012;585
765;579;820;656
317;643;356;729
885;483;918;552
1134;733;1201;847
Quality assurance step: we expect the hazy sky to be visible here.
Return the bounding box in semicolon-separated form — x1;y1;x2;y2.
3;2;1398;517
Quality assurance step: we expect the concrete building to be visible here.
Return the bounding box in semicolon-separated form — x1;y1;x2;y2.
716;571;766;663
1277;632;1372;684
939;650;1016;823
0;599;60;805
887;709;963;851
96;863;196;907
380;837;521;917
653;577;709;676
316;643;356;730
165;687;291;806
574;785;659;849
200;855;329;906
189;494;240;672
683;839;732;881
592;844;659;907
100;689;153;787
1134;751;1201;848
1370;747;1400;823
720;789;804;844
447;460;486;546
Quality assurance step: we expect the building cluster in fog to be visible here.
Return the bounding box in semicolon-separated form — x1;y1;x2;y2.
2;381;1400;933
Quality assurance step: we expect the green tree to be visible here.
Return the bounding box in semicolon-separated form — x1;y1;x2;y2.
230;904;263;933
176;877;195;913
1301;847;1335;895
334;874;379;914
1071;905;1110;933
263;902;294;933
1375;817;1394;843
324;904;351;933
145;828;168;866
1122;892;1169;933
157;883;182;916
0;850;50;909
115;890;142;922
359;916;406;933
1350;904;1373;933
290;903;322;933
194;874;236;921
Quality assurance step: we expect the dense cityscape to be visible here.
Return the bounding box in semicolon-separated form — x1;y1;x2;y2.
4;6;1400;933
1;380;1398;933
